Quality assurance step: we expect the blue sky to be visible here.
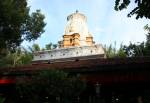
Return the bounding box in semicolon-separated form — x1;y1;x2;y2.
22;0;149;48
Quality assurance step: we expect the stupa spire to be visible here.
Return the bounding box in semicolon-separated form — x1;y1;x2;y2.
62;11;95;47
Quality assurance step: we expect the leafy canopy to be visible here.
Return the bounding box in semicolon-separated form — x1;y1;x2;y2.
104;42;126;58
123;25;150;57
0;0;46;52
16;70;86;103
0;47;33;68
114;0;150;19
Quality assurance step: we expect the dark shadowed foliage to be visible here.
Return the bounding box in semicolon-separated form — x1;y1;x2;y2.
14;70;86;103
114;0;150;19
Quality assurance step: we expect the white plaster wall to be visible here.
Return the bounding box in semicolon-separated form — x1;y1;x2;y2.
64;12;90;46
33;44;105;61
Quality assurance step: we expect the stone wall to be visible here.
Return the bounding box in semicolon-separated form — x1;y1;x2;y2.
33;44;105;61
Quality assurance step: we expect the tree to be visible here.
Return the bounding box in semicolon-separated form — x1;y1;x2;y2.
104;43;126;58
144;24;150;55
104;44;116;58
52;44;57;49
0;96;5;103
0;47;33;68
31;44;41;52
114;0;150;19
0;0;46;53
122;25;150;57
45;42;52;50
0;42;59;68
123;42;145;57
16;70;86;103
45;42;58;50
117;44;127;57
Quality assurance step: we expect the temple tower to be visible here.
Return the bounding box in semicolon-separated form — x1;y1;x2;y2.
33;11;106;62
62;11;95;48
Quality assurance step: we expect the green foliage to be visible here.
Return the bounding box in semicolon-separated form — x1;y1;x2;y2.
0;0;46;53
123;25;150;57
45;42;57;50
104;43;126;58
104;44;116;58
31;44;41;52
117;44;127;57
16;70;86;103
123;42;145;57
114;0;150;19
23;10;46;42
144;24;150;55
144;24;150;32
52;44;58;49
105;25;150;57
45;42;53;50
0;96;5;103
0;42;58;68
0;47;33;68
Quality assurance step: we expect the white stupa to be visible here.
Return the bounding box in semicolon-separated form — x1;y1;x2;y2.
33;11;105;62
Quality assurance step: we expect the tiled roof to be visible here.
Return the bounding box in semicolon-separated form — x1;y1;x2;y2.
0;57;150;85
1;57;150;73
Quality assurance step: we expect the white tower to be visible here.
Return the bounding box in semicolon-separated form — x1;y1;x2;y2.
33;11;106;62
62;10;94;47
